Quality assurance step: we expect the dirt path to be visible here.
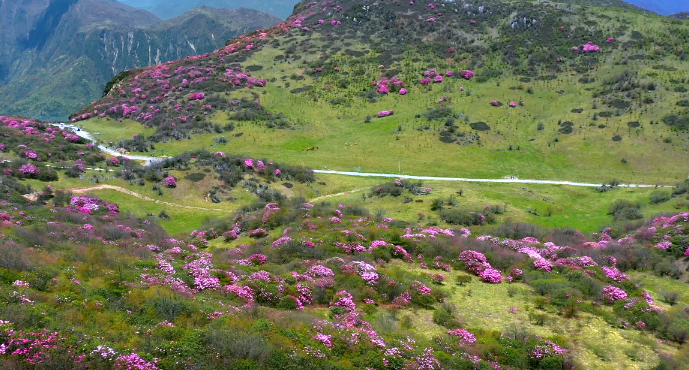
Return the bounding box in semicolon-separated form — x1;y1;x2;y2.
310;187;369;202
69;185;227;211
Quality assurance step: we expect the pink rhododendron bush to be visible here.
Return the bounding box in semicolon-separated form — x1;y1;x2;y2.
0;116;104;181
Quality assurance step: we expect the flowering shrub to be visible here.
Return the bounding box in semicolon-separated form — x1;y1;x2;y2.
330;290;356;313
576;41;600;53
313;333;333;348
602;266;629;282
271;236;292;248
458;250;490;274
447;328;476;345
18;163;39;175
602;285;627;303
431;273;446;284
529;341;565;359
306;265;335;278
114;353;159;370
479;268;503;284
247;254;268;265
412;281;431;295
248;228;268;238
533;259;553;272
391;291;412;307
460;70;474;79
68;196;119;216
164;176;177;188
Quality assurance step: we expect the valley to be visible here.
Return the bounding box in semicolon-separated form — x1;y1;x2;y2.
0;0;689;369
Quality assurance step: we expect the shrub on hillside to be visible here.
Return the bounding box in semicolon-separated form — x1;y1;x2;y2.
609;200;643;221
650;191;671;204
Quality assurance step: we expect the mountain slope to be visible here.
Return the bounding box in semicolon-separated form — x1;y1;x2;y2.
118;0;295;20
74;0;689;184
0;0;282;120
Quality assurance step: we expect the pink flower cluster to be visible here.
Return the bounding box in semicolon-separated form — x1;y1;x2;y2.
602;266;629;282
271;236;292;248
460;70;475;79
69;196;119;216
306;265;335;278
114;353;160;369
391;291;412;307
431;273;446;284
479;268;503;284
248;228;268;238
533;259;553;272
313;333;333;348
529;341;566;359
602;285;627;303
575;41;600;53
411;281;431;295
247;254;268;265
18;163;39;175
447;328;477;345
331;290;356;312
373;76;405;94
458;250;491;275
164;176;177;188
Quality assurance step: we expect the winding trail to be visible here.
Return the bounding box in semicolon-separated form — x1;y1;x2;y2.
70;185;227;211
53;123;667;189
50;123;163;164
310;187;370;202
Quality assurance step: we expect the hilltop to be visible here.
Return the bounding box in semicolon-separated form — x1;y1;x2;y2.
0;0;282;120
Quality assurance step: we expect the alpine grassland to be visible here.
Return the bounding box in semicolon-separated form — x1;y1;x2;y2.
71;1;689;183
2;0;689;369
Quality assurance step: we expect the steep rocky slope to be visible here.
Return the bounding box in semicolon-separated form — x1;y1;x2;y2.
118;0;296;20
0;0;282;120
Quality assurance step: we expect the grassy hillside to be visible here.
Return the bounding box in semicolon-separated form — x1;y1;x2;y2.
1;132;689;368
72;0;689;184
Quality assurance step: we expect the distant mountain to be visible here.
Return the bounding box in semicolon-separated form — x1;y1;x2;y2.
623;0;689;15
0;0;282;120
117;0;295;20
670;12;689;19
